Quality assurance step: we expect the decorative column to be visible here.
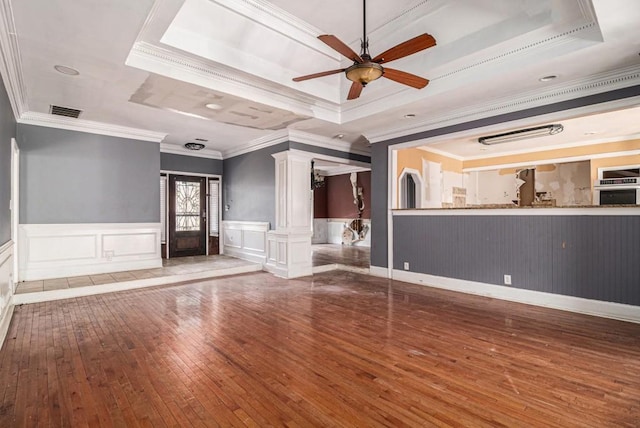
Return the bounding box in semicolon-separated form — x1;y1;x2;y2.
264;150;313;278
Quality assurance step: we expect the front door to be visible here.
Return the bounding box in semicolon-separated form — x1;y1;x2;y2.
169;175;207;257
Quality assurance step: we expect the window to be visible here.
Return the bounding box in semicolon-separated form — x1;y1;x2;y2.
399;169;422;209
405;174;416;208
175;180;201;231
209;179;220;235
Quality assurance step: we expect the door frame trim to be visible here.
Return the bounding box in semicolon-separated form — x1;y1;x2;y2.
162;171;222;258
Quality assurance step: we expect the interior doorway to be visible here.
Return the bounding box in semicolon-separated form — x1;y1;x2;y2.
169;175;207;257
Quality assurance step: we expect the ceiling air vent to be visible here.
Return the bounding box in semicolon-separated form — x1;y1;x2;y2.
50;105;82;118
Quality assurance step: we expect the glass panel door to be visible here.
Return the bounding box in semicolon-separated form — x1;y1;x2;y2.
169;175;207;257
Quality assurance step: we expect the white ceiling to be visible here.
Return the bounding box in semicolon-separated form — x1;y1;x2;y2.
4;0;640;159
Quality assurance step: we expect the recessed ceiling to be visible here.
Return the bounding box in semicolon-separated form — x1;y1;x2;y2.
5;0;640;158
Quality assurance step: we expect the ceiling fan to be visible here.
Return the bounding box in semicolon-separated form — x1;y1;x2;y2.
292;0;436;100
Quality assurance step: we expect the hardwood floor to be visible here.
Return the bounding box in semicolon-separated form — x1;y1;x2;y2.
1;271;639;427
312;244;370;268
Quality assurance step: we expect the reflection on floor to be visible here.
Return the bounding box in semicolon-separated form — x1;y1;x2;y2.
14;255;261;300
312;244;370;268
4;270;639;426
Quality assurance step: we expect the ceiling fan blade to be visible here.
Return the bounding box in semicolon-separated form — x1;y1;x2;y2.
383;68;430;89
318;35;363;63
292;68;345;82
372;34;436;64
347;81;363;100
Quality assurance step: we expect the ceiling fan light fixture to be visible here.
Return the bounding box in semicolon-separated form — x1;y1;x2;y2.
345;62;384;85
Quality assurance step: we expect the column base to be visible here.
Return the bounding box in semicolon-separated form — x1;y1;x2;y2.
264;230;312;279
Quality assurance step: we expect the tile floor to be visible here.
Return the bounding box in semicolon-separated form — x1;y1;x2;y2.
15;245;371;295
15;254;257;295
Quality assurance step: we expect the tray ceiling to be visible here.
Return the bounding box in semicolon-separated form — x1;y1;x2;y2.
4;0;640;158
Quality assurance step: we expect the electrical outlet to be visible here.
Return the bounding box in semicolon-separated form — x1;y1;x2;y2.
504;274;512;285
403;262;410;270
105;250;114;261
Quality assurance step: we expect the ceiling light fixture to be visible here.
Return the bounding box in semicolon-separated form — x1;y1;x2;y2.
345;62;384;85
205;103;223;110
478;124;564;145
184;142;206;150
310;160;325;190
333;134;345;139
539;75;558;82
404;113;416;119
54;65;79;76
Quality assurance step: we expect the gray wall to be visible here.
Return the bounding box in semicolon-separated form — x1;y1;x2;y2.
369;84;640;307
370;142;389;268
222;141;370;229
393;215;640;305
289;141;371;163
0;80;16;245
371;84;640;268
18;124;160;224
222;142;288;229
161;152;223;175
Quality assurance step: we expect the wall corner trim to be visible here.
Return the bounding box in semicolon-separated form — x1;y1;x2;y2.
393;270;640;324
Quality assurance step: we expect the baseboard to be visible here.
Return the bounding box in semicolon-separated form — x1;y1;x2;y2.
0;304;14;351
13;264;263;305
222;247;267;265
312;264;339;274
393;270;640;324
369;265;390;278
19;223;162;281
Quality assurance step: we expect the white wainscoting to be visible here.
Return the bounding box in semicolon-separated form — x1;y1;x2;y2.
0;241;15;349
18;223;162;281
326;218;371;247
393;270;640;324
312;219;328;244
221;221;269;264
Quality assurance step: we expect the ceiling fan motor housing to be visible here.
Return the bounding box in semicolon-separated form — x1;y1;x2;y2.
346;62;384;85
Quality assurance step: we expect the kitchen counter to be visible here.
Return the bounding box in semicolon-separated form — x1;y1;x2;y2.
393;204;640;216
396;204;638;210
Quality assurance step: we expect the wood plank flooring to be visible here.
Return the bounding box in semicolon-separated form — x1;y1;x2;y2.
1;271;639;427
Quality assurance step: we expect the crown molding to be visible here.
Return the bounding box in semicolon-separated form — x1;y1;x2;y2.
18;111;167;142
417;146;465;161
0;0;27;118
288;130;371;157
365;66;640;144
222;129;289;159
160;143;223;160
